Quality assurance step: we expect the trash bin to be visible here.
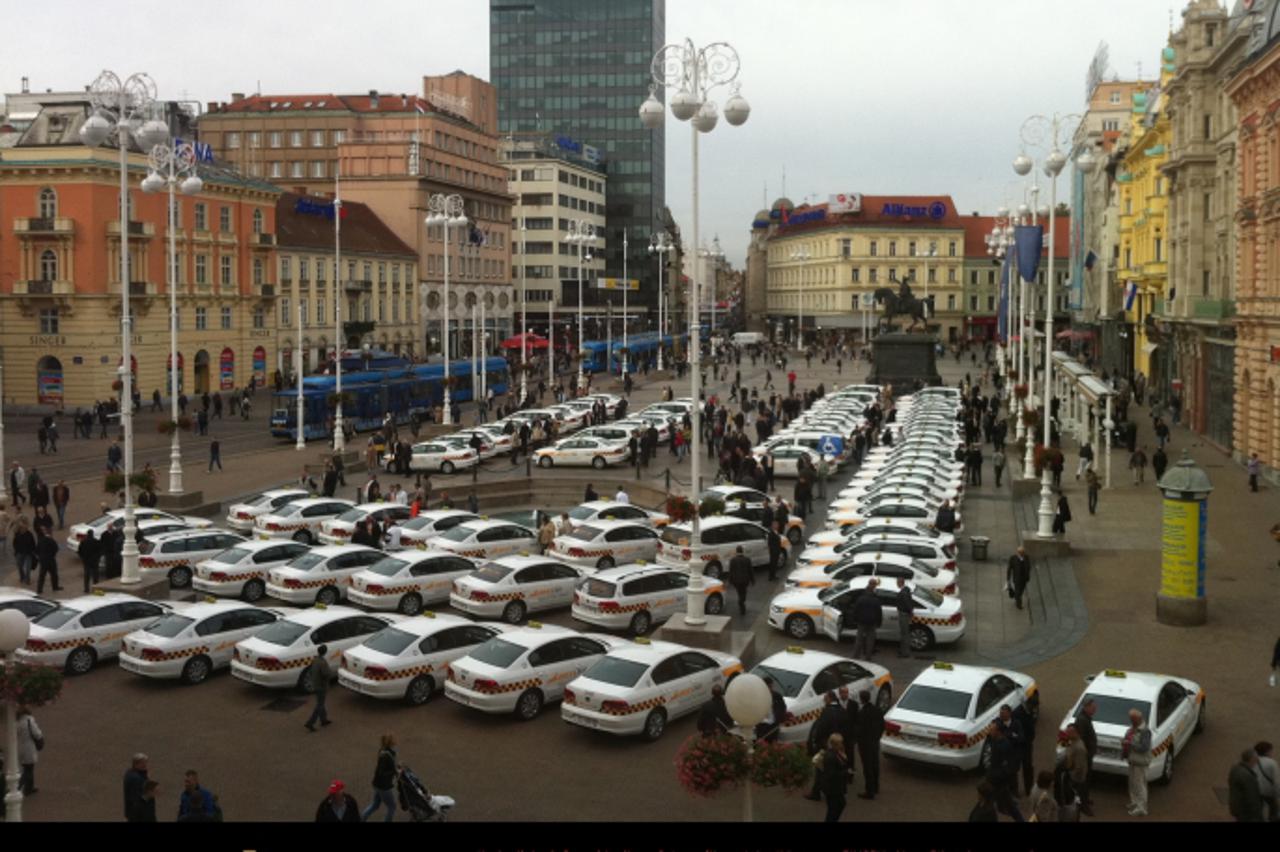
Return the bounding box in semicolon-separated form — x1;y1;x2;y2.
969;535;990;561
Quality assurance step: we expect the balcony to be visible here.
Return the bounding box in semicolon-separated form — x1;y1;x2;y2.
14;280;74;296
344;279;373;293
106;220;155;239
251;232;275;246
1192;298;1235;321
14;217;75;236
258;283;276;297
110;280;154;296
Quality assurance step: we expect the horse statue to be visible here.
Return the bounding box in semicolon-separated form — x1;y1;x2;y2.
874;279;928;332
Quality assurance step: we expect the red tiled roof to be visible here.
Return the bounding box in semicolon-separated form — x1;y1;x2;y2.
213;93;437;115
960;213;1069;259
276;192;416;258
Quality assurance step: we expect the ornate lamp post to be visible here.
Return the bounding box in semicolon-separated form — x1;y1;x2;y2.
142;141;202;486
640;37;749;626
425;193;467;424
519;215;529;405
649;231;674;370
566;219;596;390
790;246;810;350
80;70;170;585
331;175;346;452
1;608;30;822
724;672;772;822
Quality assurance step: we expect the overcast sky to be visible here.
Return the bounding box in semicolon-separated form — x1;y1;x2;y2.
4;0;1183;266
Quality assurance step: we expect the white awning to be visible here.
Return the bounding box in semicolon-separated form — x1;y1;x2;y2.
1142;342;1158;355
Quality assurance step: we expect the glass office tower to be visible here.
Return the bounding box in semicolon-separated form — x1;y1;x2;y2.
490;0;666;318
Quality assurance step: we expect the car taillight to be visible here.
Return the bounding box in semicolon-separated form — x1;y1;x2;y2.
883;720;901;734
567;547;585;558
943;583;957;595
681;548;692;560
473;678;500;693
265;522;281;531
283;578;302;589
470;589;491;601
237;512;252;519
944;560;956;570
598;601;621;613
938;731;968;747
1057;729;1071;745
365;583;384;594
563;687;576;704
139;555;155;566
140;648;164;661
363;665;389;679
209;571;229;582
947;612;963;625
24;639;48;651
76;532;87;541
257;656;282;671
601;699;630;714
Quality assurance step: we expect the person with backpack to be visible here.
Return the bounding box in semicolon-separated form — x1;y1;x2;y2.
15;706;43;795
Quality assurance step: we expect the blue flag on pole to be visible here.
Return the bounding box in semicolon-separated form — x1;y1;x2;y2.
997;253;1010;343
1014;225;1044;283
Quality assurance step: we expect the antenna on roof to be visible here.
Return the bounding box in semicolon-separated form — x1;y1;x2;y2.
781;165;786;198
256;80;261;96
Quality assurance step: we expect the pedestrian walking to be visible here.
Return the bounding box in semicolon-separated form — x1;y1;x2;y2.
1062;724;1089;818
1052;491;1071;535
315;780;360;823
1254;741;1280;821
1077;441;1094;479
816;733;852;822
894;577;916;657
855;688;883;800
1085;468;1100;515
538;515;557;555
1122;708;1153;816
805;692;846;800
766;522;784;582
985;725;1025;821
178;770;219;822
14;705;42;795
851;578;883;659
9;462;26;507
1006;546;1031;610
993;450;1006;487
303;646;333;731
1229;748;1265;822
123;753;151;822
1073;697;1097;816
696;684;734;737
1152;446;1168;482
359;735;400;822
34;528;61;594
1248;452;1262;492
79;529;101;593
208;439;222;472
52;480;70;530
969;781;1000;822
1129;445;1148;485
728;546;754;616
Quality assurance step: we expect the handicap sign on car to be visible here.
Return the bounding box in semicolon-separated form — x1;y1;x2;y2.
819;435;844;456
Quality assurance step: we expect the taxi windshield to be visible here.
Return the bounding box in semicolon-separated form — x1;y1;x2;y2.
253;620;310;647
284;553;327;572
569;506;599;521
211;547;251;565
913;586;944;607
361;627;417;656
660;526;691;546
566;525;603;542
896;684;972;719
1079;693;1152;727
749;664;808;699
33;606;82;629
581;656;648;688
472;564;513;583
468;638;526;669
143;614;196;638
336;508;369;523
366;557;409;578
273;504;303;519
439;525;478;543
579;578;616;598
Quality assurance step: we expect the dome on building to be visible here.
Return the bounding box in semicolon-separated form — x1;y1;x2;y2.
752;209;771;228
771;197;794;212
1162;46;1175;62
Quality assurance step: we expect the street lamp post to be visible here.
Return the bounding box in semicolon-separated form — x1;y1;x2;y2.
1;609;30;822
567;220;596;390
723;672;772;822
702;236;725;334
621;230;629;380
790;246;810;350
649;232;674;370
80;69;170;585
519;216;528;405
641;37;749;626
142;141;203;489
0;364;7;505
426;194;467;424
332;171;346;452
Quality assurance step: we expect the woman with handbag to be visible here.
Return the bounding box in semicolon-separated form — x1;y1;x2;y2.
817;732;852;822
15;705;43;795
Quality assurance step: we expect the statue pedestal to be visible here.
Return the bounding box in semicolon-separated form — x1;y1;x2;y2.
866;332;942;397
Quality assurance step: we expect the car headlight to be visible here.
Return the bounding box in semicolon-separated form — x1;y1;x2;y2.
770;605;783;613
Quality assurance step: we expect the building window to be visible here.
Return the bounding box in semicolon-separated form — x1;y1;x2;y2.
195;255;208;284
1203;192;1212;221
316;260;326;283
311;130;325;147
888;241;897;257
38;308;58;334
333;130;346;144
269;131;282;148
281;257;292;282
195;307;207;330
869;268;878;283
1124;248;1131;269
378;298;385;321
869;240;877;257
948;241;957;257
253;307;265;329
947;294;956;310
300;258;310;282
289;131;303;148
1110;91;1121;104
840;238;851;257
300;298;308;326
1203;114;1212;139
392;265;401;285
987;270;995;285
362;298;372;321
253;258;264;286
392;295;400;321
363;262;372;282
987;295;996;310
227;132;241;149
194;203;207;231
38;187;57;218
248;131;261;149
270;162;283;178
39;249;58;281
317;296;325;324
220;255;233;286
311;161;326;178
1154;236;1163;262
219;206;231;232
405;295;412;320
252;208;264;234
909;241;917;257
851;268;860;283
378;263;387;285
970;295;978;311
947;268;956;283
290;162;305;178
1202;269;1210;296
280;298;290;327
221;306;232;329
927;267;936;283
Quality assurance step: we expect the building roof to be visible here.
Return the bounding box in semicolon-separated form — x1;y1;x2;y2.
212;92;435;115
959;213;1070;260
275;192;415;258
771;195;968;236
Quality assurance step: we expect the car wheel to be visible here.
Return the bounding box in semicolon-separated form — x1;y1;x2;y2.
241;578;266;602
398;593;423;616
538;455;553;468
787;526;802;545
1194;699;1205;734
169;565;193;589
596;556;616;570
591;456;606;469
441;461;455;475
629;610;652;636
908;625;934;651
292;530;313;545
502;600;527;624
785;614;814;640
297;668;317;695
705;561;723;579
181;655;212;686
876;684;892;712
978;739;993;774
705;593;724;615
315;586;340;607
642;708;668;742
65;645;96;676
514;688;544;721
405;674;436;706
1158;749;1174;786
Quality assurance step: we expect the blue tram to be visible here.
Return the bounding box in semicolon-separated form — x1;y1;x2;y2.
269;357;510;441
580;331;691;374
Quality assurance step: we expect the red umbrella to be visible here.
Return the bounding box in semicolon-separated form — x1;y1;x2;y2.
500;332;549;351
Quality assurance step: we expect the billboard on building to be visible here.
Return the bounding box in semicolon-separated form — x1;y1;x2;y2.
828;193;863;214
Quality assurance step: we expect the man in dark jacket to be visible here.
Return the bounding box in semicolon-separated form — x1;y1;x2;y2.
697;684;735;737
1229;749;1265;822
583;483;599;503
315;780;361;823
303;646;333;731
1011;700;1038;796
856;689;884;800
178;770;218;822
766;523;784;582
754;676;789;743
1073;698;1098;815
934;500;957;533
34;528;61;594
984;725;1025;821
123;753;150;822
804;691;846;801
1007;546;1031;609
894;577;916;657
850;580;883;660
727;546;754;616
79;529;102;593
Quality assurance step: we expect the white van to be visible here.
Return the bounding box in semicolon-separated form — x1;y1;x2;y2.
732;331;766;346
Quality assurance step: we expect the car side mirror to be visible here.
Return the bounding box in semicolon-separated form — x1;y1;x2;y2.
1083;674;1095;684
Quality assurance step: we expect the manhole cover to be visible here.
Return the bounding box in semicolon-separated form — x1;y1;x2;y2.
262;697;307;713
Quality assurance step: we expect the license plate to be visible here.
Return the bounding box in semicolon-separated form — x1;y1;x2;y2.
119;657;144;673
568;709;599;728
903;734;934;746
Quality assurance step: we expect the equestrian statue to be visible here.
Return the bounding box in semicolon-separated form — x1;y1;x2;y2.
874;277;928;332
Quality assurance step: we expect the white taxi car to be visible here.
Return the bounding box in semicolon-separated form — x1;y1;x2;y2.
785;551;957;595
192;540;312;602
225;488;309;532
265;544;387;606
805;519;958;554
550;520;660;570
534;435;630;469
138;528;248;589
830;487;952;514
546;403;589;432
18;592;172;675
67;508;212;553
703;485;807;545
751;647;893;746
338;612;508;705
397;510;481;549
444;623;622;720
318;503;414;546
407;440;480;474
449;555;585;624
881;662;1039;771
614;417;671;443
1054;669;1205;784
347;550;479;615
656;516;771;579
583;393;624;417
0;588;57;621
827;497;962;532
561;638;744;741
254;498;356;544
571;564;727;636
428;519;537;561
230;605;397;692
567;500;670;528
752;445;826;478
471;425;516;455
118;600;285;685
768;576;965;651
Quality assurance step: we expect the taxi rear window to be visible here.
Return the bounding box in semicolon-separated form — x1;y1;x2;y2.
285;553;326;572
367;557;409;578
144;614;196;638
254;620;310;647
896;684;971;718
660;526;690;545
362;627;417;656
273;504;303;519
569;506;597;521
581;656;649;687
566;525;603;542
34;606;82;629
468;638;526;669
749;664;808;699
580;578;616;598
473;564;513;583
336;508;369;523
1079;693;1152;727
439;525;478;543
211;547;251;565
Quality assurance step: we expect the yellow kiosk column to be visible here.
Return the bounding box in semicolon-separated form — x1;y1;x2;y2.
1156;450;1212;626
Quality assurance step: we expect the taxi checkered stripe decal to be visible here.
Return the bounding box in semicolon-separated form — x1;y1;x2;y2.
458;589;523;602
139;645;210;662
344;659;434;681
28;631;131;652
560;548;612;558
912;615;955;626
448;671;542;694
599;695;666;716
205;571;263;581
937;729;989;749
356;585;418;597
272;577;350;590
261;523;306;531
240;654;311;672
1152;735;1176;757
783;707;823;728
139;558;191;568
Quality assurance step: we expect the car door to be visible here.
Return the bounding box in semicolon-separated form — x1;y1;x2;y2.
527;638;571;695
1156;680;1193;754
734;523;770;567
544;563;581;608
672;651;722;716
413;555;474;603
218;608;279;664
821;590;860;641
309;621;352;665
479;526;521;558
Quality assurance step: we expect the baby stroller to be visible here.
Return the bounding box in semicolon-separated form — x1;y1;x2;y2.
396;764;455;822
